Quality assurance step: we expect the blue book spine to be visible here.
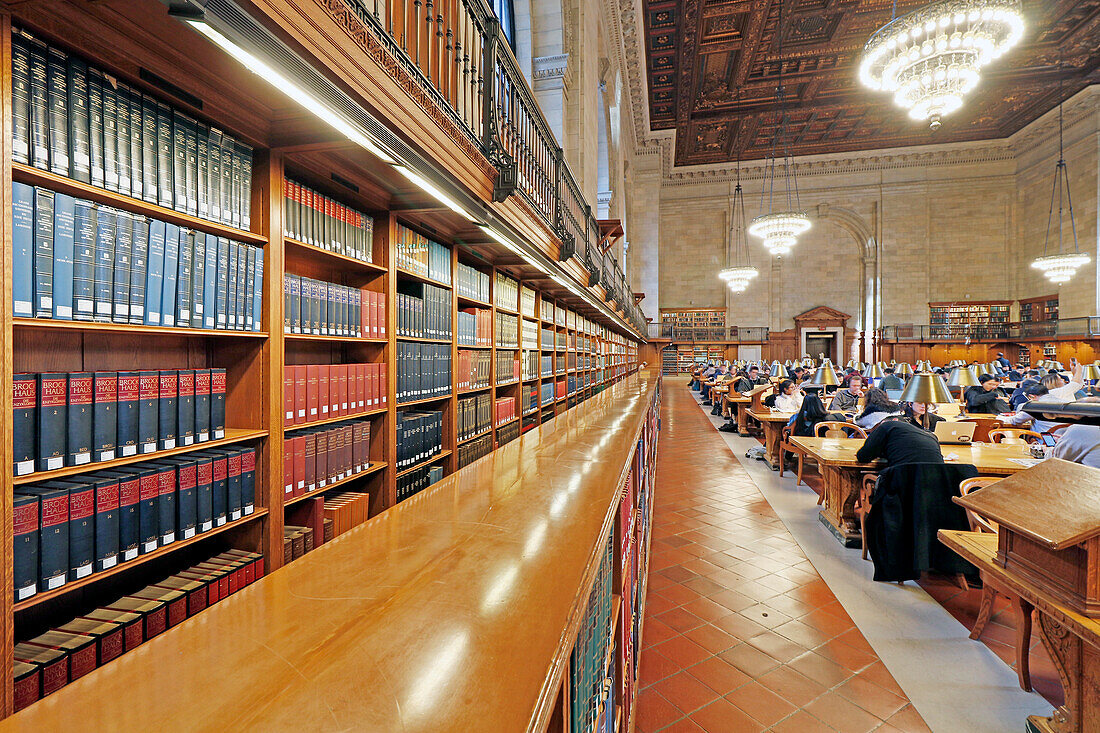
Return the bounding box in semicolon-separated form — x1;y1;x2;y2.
244;246;255;331
252;248;263;331
128;216;148;324
51;193;75;320
92;205;116;321
203;234;217;329
144;219;165;326
72;199;96;321
161;223;179;326
111;210;133;323
226;242;238;330
11;181;34;318
215;237;229;329
190;232;205;328
32;187;54;318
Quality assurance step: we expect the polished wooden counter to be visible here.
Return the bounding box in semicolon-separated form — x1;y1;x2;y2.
3;371;661;732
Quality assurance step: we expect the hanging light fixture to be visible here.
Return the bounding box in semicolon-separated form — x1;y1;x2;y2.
719;90;759;292
859;0;1025;130
749;2;810;258
1031;62;1091;286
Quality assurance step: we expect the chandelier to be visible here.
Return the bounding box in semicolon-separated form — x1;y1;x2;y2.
1031;64;1090;285
859;0;1025;130
749;1;810;258
718;127;758;292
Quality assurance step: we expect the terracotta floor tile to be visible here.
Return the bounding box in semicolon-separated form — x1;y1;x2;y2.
689;697;765;733
719;643;782;678
882;704;931;732
709;589;757;613
788;651;857;688
854;661;905;698
652;670;726;716
772;619;841;649
725;680;799;727
767;710;837;733
834;676;908;720
661;566;701;584
635;688;687;733
640;647;687;686
683;596;740;624
802;691;884;733
755;665;830;708
661;717;707;733
658;606;708;633
655;636;714;669
746;631;809;664
662;582;706;607
812;638;879;673
684;623;741;656
683;575;731;597
739;603;794;630
687;656;754;695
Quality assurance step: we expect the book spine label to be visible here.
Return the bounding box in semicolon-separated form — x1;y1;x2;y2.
211;369;226;438
66;373;93;467
158;371;178;450
67;56;91;183
117;371;139;456
194;369;211;442
72;199;96;320
27;37;49;170
13;494;39;600
117;473;141;559
11;33;31;164
12;182;35;317
88;68;105;187
33;188;54;318
128;217;148;323
13;374;37;475
137;371;159;453
50;191;74;319
160;223;179;326
93;478;120;570
68;484;95;579
93;372;118;461
93;206;115;321
144;220;165;325
176;370;195;446
111;210;133;322
137;470;159;552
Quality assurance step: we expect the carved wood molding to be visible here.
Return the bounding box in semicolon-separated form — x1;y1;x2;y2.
315;0;497;180
1036;612;1077;733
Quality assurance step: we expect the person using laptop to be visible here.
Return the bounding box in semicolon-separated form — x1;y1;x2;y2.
855;419;944;466
830;373;864;414
901;401;944;431
965;373;1010;414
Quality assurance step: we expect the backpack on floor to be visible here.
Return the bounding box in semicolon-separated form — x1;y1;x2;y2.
745;445;767;460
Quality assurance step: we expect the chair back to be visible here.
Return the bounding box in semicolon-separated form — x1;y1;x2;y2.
1044;423;1073;439
815;421;868;439
988;428;1041;445
958;477;1001;534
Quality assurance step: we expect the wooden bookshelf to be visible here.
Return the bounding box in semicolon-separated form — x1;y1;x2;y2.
0;5;643;719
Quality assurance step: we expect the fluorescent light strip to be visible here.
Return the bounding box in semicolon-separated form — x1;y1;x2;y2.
183;19;396;165
393;164;477;222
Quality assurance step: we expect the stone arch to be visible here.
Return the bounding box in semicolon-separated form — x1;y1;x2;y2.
810;203;880;361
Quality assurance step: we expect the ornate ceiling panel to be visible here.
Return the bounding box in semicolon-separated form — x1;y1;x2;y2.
642;0;1100;166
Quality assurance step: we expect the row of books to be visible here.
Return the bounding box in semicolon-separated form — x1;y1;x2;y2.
555;380;567;400
457;307;492;347
522;385;539;415
542;328;556;350
495;272;518;312
495;397;517;427
396;465;444;503
497;419;520;447
571;535;615;733
14;369;227;476
282;177;373;262
522;318;538;347
541;355;554;377
556;355;567;373
495;351;520;384
541;382;555;406
13;183;262;329
520;286;536;317
283;524;316;564
324;490;372;536
14;549;262;711
456;262;490;302
283;275;385;338
457;350;491;392
496;311;518;348
457;393;491;443
12;28;254;229
283;420;372;497
281;363;387;426
14;445;257;601
396;284;451;340
396;411;443;470
522;350;539;380
396;343;451;404
394;221;450;284
457;434;492;470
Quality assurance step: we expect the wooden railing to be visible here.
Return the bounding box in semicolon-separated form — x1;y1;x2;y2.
344;0;646;333
878;317;1100;342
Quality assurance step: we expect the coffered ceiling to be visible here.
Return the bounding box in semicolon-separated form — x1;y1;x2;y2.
642;0;1100;167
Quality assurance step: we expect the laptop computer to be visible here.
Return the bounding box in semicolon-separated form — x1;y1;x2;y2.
934;421;976;445
885;389;903;400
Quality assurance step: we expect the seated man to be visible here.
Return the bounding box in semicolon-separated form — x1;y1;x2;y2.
880;368;904;391
965;374;1010;414
733;365;769;392
830;374;864;414
855;418;944;466
1009;370;1041;409
710;368;736;415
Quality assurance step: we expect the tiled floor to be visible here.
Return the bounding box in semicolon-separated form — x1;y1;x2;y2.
637;387;928;732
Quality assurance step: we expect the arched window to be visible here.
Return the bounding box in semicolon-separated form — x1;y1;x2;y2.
493;0;516;50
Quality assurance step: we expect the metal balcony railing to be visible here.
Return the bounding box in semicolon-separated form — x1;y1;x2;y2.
650;324;771;343
345;0;645;331
877;317;1100;342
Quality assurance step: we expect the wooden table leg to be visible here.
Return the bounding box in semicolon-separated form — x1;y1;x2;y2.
1026;610;1100;733
736;406;751;436
761;422;781;471
818;465;862;548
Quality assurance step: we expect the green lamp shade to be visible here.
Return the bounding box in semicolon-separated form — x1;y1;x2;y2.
899;372;954;404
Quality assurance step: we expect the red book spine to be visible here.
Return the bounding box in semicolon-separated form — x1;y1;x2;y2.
304;432;316;492
336;364;348;416
283;369;294;425
314;430;328;488
292;434;305;496
379;365;387;407
283;438;293;496
318;365;330;419
306;365;319;422
293;365;306;424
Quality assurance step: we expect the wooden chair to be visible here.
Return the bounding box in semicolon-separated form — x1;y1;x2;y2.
815;421;868;439
856;473;877;560
988;428;1042;445
958;477;1033;692
1043;423;1072;440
